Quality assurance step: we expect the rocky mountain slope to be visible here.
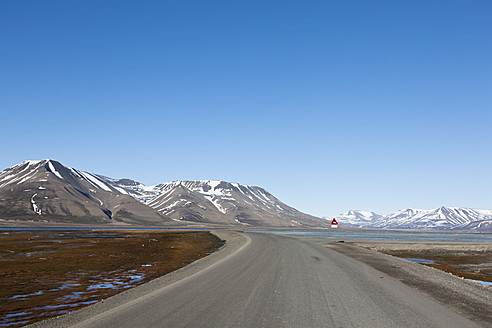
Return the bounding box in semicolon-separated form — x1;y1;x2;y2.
0;160;169;225
336;207;492;231
0;160;327;227
97;178;327;227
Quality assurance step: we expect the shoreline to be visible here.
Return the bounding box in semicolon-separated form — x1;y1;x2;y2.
2;221;492;234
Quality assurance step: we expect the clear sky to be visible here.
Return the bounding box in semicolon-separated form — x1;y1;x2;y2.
1;1;491;217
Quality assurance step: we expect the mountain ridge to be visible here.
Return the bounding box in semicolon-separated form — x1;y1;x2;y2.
335;207;492;231
0;159;168;225
0;160;327;227
97;177;326;227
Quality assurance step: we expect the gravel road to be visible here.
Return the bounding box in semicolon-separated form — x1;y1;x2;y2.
30;231;491;328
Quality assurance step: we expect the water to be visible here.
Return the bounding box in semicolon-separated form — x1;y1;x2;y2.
467;279;492;287
10;291;44;300
404;258;435;264
86;272;145;291
253;229;492;243
3;271;146;327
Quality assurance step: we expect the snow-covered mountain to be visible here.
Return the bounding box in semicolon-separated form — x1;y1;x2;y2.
336;208;492;231
0;160;169;225
0;160;327;227
98;178;327;227
333;210;385;228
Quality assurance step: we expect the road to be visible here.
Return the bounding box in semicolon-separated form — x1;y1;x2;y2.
66;232;481;327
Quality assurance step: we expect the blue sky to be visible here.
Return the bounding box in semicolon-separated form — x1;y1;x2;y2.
1;0;491;217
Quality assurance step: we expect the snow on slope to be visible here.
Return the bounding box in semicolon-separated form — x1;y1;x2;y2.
333;210;385;227
0;160;116;194
0;160;168;225
0;160;43;188
336;207;492;231
1;161;321;227
145;180;278;215
100;178;326;227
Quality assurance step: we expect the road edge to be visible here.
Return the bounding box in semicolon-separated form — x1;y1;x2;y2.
321;239;492;327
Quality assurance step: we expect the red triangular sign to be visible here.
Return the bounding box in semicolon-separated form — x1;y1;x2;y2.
331;218;338;225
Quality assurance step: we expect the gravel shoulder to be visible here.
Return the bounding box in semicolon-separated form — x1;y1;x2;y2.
27;230;250;328
297;237;492;326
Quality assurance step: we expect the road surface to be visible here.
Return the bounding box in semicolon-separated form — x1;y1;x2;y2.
40;232;484;328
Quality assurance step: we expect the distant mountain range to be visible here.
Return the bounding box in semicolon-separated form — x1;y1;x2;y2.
97;178;324;227
0;160;328;227
334;208;492;231
3;160;490;231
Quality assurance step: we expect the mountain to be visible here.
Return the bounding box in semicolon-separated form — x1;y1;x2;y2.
0;160;169;225
333;210;385;228
336;207;492;231
0;160;327;227
98;178;328;227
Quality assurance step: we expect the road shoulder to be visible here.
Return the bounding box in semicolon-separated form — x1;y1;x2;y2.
302;237;492;327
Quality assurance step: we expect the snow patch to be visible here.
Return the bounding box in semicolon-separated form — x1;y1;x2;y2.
93;196;103;206
78;171;112;192
113;186;128;195
204;195;227;214
31;194;42;215
235;218;249;225
48;161;63;180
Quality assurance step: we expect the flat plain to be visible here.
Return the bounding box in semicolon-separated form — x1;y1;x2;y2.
0;230;223;327
3;230;492;328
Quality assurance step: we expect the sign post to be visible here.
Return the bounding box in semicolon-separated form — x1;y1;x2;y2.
331;218;338;229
